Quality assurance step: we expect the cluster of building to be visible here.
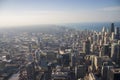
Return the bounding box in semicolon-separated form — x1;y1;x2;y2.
0;23;120;80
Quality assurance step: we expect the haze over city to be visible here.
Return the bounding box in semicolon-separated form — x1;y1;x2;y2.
0;0;120;27
0;0;120;80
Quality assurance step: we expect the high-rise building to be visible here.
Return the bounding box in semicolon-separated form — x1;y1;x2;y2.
92;33;97;42
39;54;48;70
116;44;120;65
102;44;110;56
111;32;115;40
70;53;76;67
83;39;90;54
102;26;107;33
102;66;113;80
26;62;35;80
61;53;70;66
118;40;120;44
75;65;86;79
115;27;120;40
29;43;32;53
97;33;102;44
27;53;34;62
109;68;120;80
35;49;41;62
91;44;94;53
111;23;115;33
111;43;120;62
92;56;98;71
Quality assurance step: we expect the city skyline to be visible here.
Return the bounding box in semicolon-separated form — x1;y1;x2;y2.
0;22;120;80
0;0;120;27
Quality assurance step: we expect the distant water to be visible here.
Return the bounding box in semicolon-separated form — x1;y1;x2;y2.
0;22;119;33
61;22;120;32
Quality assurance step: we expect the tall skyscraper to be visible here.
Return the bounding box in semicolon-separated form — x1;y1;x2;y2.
111;23;115;33
115;27;120;40
111;43;120;62
83;39;90;54
102;44;110;56
116;44;120;65
70;53;76;67
111;32;115;40
26;62;35;80
75;65;86;79
110;68;120;80
102;66;113;80
29;43;32;53
35;49;41;62
102;26;107;33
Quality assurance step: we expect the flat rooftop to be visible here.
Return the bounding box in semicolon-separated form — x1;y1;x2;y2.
111;68;120;73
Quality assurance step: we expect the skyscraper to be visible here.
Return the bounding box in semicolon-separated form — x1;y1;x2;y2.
111;23;115;33
26;62;35;80
115;27;120;40
102;66;113;80
116;44;120;65
102;44;110;56
111;43;120;62
110;68;120;80
83;39;90;54
111;32;115;40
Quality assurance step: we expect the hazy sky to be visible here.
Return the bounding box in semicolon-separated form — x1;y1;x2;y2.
0;0;120;27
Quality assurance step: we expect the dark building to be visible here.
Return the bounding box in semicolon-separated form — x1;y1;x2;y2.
111;23;115;33
70;53;76;67
116;27;119;35
29;43;32;53
75;65;86;79
115;27;120;40
83;39;90;54
116;45;120;65
61;53;70;66
47;63;52;80
102;66;113;80
102;44;111;56
110;68;120;80
26;62;35;80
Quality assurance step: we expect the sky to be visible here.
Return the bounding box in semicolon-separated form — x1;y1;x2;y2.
0;0;120;27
